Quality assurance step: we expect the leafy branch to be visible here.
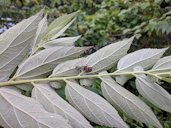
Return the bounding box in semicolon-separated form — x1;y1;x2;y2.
0;70;170;87
0;11;171;128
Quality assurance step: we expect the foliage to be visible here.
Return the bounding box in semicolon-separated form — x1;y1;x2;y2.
1;0;171;48
0;11;171;128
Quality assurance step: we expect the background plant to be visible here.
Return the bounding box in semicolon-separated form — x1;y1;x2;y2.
1;0;171;49
0;11;171;128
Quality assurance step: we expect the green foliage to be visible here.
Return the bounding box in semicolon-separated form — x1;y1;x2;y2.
1;0;171;48
72;0;171;47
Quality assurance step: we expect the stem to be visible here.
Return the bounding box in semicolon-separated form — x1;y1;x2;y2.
145;72;162;79
31;47;40;56
0;71;163;87
156;72;171;76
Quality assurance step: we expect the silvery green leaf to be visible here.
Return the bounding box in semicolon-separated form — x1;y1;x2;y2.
49;81;64;89
48;18;76;40
115;75;133;85
32;14;48;53
0;86;72;128
16;83;33;92
32;83;93;128
151;56;171;73
100;72;162;128
52;58;84;77
116;48;167;85
80;79;94;86
14;46;89;79
0;12;41;82
117;48;167;72
65;80;128;128
45;11;79;40
43;36;81;48
84;36;134;74
136;75;171;113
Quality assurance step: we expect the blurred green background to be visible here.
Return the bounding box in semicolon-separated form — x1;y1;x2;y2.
1;0;171;49
0;0;171;127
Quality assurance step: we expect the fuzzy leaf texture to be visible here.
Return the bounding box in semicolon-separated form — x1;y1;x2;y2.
84;36;134;74
49;81;64;89
116;48;168;85
51;37;134;77
65;80;129;128
45;11;79;40
14;46;90;79
151;55;171;73
0;87;72;128
100;71;162;128
43;36;81;48
79;79;94;86
0;12;41;82
51;58;85;77
32;83;93;128
136;75;171;113
32;14;48;53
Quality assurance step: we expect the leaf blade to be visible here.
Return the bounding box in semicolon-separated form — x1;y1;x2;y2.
0;12;42;82
45;11;79;40
100;72;162;128
43;36;81;48
84;36;134;74
52;58;84;77
0;87;72;128
116;48;167;85
65;80;128;128
15;46;89;79
32;83;93;128
32;14;48;53
136;75;171;113
117;48;167;71
151;55;171;73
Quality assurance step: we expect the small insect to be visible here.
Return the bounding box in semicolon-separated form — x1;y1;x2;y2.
83;66;92;73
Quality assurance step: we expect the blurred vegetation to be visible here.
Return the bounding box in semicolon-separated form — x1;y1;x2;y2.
1;0;171;49
0;0;171;127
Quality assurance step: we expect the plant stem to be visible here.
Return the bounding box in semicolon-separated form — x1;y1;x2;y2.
0;71;167;87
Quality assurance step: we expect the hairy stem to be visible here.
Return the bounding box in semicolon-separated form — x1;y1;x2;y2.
0;71;169;87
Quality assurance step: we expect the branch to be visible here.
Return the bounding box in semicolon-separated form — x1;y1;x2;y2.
0;70;168;87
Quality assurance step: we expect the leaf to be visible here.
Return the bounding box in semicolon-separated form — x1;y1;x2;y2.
136;75;171;113
51;58;84;77
0;86;72;128
116;48;167;85
16;83;33;92
32;83;93;128
43;36;81;48
32;14;48;53
14;46;89;79
117;48;167;72
151;56;171;73
80;79;94;86
49;81;64;89
52;37;133;77
83;36;134;74
65;80;128;128
45;11;79;40
0;12;42;82
100;72;162;128
115;75;133;86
